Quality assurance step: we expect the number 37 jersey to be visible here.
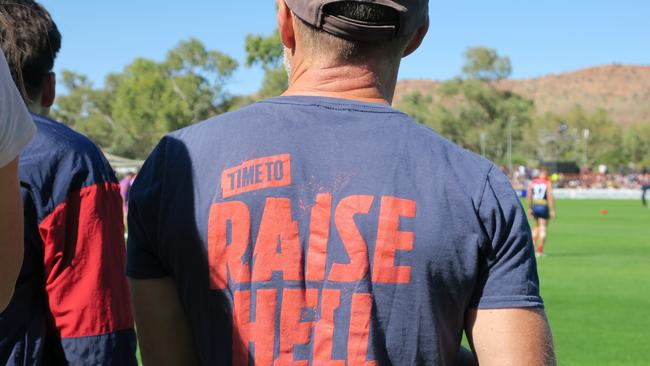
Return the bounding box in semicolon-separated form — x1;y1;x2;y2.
530;178;551;206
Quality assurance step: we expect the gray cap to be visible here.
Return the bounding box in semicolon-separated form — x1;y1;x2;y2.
285;0;428;42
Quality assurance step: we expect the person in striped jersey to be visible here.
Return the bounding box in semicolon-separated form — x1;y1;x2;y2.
0;1;137;364
527;168;556;257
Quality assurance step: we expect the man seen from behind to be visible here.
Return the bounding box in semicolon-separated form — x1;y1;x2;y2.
128;1;555;365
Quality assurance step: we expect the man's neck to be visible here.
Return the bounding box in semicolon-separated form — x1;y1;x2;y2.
27;99;49;116
283;63;397;106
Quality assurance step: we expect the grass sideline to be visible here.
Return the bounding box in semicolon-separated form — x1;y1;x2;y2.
136;200;650;365
535;199;650;365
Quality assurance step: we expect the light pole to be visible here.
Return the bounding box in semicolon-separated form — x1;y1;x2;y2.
582;128;590;166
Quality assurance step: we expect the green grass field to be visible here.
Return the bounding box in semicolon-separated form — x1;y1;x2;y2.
535;200;650;365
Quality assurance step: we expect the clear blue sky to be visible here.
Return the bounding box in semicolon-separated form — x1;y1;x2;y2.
40;0;650;96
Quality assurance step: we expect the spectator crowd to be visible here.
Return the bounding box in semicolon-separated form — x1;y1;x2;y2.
510;165;650;191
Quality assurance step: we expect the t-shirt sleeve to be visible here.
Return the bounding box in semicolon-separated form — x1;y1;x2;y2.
126;138;170;279
471;166;544;309
0;50;36;168
37;145;137;365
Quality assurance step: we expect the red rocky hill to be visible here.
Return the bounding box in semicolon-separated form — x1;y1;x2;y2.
395;64;650;125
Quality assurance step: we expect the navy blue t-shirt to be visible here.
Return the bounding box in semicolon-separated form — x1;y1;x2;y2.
127;96;542;365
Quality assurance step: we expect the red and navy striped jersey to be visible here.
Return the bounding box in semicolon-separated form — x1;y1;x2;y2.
530;178;551;205
0;114;137;365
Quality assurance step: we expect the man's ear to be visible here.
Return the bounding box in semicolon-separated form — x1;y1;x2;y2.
277;0;296;50
402;19;429;58
40;72;55;108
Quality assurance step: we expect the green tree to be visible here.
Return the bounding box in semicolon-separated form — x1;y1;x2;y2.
53;71;117;149
396;48;533;166
395;46;638;169
396;47;533;165
244;30;287;98
396;91;434;126
624;123;650;166
164;38;239;118
245;30;283;69
436;47;532;164
531;106;625;167
462;47;512;82
53;38;238;159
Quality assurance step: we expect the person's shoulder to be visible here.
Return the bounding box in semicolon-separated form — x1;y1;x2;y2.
410;119;493;173
23;114;114;183
21;114;117;217
394;117;497;205
29;114;105;159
